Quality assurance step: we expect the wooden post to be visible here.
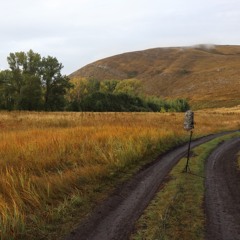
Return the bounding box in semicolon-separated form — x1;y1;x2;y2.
185;130;193;172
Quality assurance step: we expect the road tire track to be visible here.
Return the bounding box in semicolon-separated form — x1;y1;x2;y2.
205;137;240;240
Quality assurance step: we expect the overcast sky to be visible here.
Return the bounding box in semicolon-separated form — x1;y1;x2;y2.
0;0;240;74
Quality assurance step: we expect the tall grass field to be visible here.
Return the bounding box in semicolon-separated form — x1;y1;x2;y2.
0;110;239;239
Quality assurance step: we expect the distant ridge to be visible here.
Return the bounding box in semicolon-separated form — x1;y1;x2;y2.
70;45;240;109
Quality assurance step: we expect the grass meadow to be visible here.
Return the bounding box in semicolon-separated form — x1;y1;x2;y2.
0;110;239;239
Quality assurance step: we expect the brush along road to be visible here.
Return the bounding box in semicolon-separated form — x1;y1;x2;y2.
205;137;240;240
65;132;236;240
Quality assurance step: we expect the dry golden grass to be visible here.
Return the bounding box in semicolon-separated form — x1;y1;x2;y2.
0;110;239;239
198;105;240;113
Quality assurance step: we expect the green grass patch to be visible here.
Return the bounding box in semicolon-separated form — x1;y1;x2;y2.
131;132;240;240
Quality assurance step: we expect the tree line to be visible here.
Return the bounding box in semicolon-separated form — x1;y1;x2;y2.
0;50;71;111
0;50;190;112
67;78;189;112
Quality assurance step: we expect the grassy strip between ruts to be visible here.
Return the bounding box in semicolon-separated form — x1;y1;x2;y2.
131;132;240;240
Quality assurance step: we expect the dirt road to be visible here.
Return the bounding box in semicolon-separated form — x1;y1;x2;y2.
65;132;235;240
205;137;240;240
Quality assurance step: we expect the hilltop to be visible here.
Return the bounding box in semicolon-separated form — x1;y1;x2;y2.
70;45;240;109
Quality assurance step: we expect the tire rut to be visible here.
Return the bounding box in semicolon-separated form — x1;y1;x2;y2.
205;137;240;240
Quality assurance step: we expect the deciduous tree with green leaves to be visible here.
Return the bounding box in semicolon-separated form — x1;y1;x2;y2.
0;50;71;111
41;56;72;111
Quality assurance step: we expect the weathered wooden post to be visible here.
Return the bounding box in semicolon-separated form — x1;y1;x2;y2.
184;110;194;172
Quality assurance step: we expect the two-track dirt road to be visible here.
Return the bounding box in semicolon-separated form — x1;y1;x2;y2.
65;131;240;240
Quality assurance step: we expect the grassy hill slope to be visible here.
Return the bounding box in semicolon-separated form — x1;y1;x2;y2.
70;45;240;109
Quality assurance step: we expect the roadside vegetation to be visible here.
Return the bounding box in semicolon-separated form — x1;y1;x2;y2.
0;110;239;239
131;132;240;240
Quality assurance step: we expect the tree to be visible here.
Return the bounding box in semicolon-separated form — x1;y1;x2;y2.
18;75;43;110
100;80;119;93
113;79;142;96
86;78;100;93
1;50;71;111
0;70;15;110
66;78;90;111
7;52;26;108
41;56;72;111
6;50;42;110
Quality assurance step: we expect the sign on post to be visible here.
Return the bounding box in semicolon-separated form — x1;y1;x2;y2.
184;110;194;131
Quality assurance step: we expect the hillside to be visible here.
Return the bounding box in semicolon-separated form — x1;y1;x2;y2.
70;45;240;109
